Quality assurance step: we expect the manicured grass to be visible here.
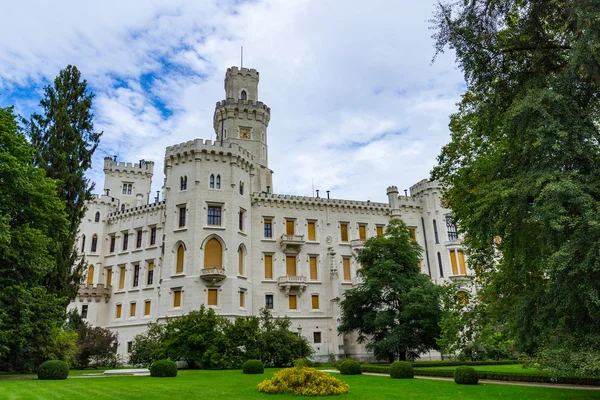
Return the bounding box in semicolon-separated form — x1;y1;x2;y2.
0;369;598;399
423;364;545;373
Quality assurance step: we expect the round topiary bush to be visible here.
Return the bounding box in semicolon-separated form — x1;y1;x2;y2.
389;361;414;379
243;359;264;374
150;359;178;377
37;360;69;380
258;366;349;395
454;366;479;385
339;359;362;375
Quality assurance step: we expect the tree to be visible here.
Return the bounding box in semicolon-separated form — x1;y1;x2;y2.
258;308;312;367
0;106;71;372
23;65;102;301
129;323;166;367
338;219;442;362
431;0;600;374
76;323;118;369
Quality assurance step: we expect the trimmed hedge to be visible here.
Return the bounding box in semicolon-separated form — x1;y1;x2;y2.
150;359;178;377
367;360;521;368
454;366;478;385
362;365;391;374
243;359;264;374
390;361;414;379
339;359;362;375
413;368;600;386
37;360;69;380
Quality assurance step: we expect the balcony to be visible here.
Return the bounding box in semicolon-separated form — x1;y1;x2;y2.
277;275;307;294
280;234;305;254
78;284;111;302
350;239;366;249
445;237;463;247
200;267;227;285
352;276;364;287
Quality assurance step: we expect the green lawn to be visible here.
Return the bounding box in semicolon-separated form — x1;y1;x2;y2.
1;369;599;399
420;364;546;373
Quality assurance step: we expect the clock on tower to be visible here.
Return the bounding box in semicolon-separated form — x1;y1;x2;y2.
239;128;251;139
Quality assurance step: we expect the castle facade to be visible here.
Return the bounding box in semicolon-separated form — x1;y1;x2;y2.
71;66;469;361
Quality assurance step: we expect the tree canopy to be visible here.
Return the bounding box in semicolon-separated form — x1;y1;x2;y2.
338;218;442;362
431;0;600;374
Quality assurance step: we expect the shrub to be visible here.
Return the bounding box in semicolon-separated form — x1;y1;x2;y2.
243;359;264;374
297;358;322;368
339;359;362;375
390;361;414;379
150;359;178;377
37;360;69;380
454;366;479;385
258;366;349;396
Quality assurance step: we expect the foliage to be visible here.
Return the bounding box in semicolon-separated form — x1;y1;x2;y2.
257;365;349;396
37;360;69;380
40;327;79;368
243;360;264;374
298;358;322;368
389;361;414;379
339;218;442;362
339;359;362;375
150;359;178;378
129;323;166;367
0;106;70;372
430;0;600;375
23;65;102;301
76;322;118;369
454;366;478;385
527;343;600;379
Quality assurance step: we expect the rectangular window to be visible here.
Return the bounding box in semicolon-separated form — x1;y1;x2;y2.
178;206;186;228
264;255;273;279
313;332;322;344
150;227;157;245
130;302;136;317
122;233;129;251
208;206;221;226
359;224;367;240
309;256;318;280
239;209;245;231
110;235;116;252
289;294;297;310
81;304;88;319
340;223;349;242
136;230;142;248
446;216;458;241
307;221;316;241
127;341;133;354
208;289;218;306
311;294;319;310
343;257;351;281
408;227;416;241
173;289;182;307
450;250;459;275
286;219;295;235
133;265;140;287
144;300;151;316
147;262;154;285
286;256;297;276
116;304;122;319
106;269;113;287
127;184;132;195
265;294;274;309
239;291;245;308
119;266;126;289
376;225;384;237
264;219;272;238
122;184;127;194
458;250;466;275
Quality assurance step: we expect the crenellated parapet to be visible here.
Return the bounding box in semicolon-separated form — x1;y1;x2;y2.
226;66;259;80
89;194;120;208
165;139;256;172
103;157;154;176
409;179;442;197
107;200;165;220
252;192;394;215
213;99;271;132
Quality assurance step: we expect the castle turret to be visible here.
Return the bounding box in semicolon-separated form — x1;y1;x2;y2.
102;157;154;209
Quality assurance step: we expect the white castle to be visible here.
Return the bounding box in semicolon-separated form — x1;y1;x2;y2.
71;66;469;361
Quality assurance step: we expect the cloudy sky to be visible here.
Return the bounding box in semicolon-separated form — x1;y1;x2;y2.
0;0;464;203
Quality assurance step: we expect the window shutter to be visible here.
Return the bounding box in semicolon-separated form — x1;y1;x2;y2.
450;250;458;275
286;256;297;276
343;258;351;281
311;295;319;310
309;256;318;280
208;289;218;306
264;255;273;279
308;222;316;241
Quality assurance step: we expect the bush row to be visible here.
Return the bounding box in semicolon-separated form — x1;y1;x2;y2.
413;368;600;386
367;360;521;368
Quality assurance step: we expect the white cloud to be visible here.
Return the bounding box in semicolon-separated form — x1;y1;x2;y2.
0;0;464;203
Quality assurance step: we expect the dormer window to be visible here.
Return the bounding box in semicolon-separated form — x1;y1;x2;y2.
240;90;247;101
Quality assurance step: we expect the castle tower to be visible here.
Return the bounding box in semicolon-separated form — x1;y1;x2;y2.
102;157;154;209
213;67;271;168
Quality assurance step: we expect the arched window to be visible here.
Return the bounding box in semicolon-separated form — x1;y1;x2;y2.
239;181;244;195
81;235;86;253
210;174;215;189
433;220;439;244
95;212;100;222
87;265;94;286
437;252;444;278
216;175;221;189
204;238;223;269
238;245;245;275
240;90;247;101
180;176;187;191
176;244;185;274
91;234;98;252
